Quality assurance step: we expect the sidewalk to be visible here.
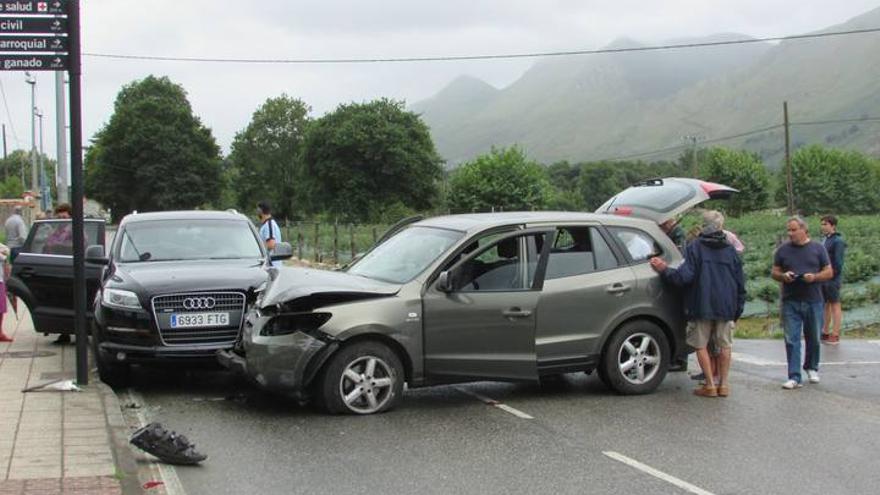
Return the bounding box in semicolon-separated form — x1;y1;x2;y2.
0;304;143;494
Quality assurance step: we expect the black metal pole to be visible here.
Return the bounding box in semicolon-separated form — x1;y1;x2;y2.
68;0;87;385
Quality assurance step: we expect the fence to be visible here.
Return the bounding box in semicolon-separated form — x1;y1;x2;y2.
281;220;391;265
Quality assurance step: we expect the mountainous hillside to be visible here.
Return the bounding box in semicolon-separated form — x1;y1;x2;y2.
411;7;880;167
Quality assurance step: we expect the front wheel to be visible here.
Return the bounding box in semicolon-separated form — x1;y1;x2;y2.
318;341;404;415
91;336;131;388
600;320;669;395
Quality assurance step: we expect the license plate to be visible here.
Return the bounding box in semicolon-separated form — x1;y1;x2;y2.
170;312;229;328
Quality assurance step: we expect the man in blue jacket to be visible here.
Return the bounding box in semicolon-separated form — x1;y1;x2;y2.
649;210;746;398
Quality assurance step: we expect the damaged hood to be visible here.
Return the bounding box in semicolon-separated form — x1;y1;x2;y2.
260;267;400;310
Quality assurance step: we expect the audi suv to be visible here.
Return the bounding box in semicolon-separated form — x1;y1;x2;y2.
84;210;292;386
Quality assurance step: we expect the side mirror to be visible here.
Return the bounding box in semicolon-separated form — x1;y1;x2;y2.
85;245;109;265
271;242;293;261
435;271;452;293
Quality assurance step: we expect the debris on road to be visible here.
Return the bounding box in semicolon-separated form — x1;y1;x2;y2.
130;422;207;465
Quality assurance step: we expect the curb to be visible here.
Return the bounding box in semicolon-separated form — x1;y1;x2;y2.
94;375;146;495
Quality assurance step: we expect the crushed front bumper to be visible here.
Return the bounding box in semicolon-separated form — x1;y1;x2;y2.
217;312;336;398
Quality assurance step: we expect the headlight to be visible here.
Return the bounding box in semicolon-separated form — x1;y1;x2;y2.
261;313;331;337
102;288;142;310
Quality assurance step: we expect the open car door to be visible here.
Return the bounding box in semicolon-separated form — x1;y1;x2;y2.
595;178;738;223
8;219;106;335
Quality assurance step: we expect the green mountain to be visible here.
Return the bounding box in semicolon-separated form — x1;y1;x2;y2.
412;7;880;167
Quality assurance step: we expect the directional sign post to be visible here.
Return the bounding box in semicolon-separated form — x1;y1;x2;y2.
0;0;85;384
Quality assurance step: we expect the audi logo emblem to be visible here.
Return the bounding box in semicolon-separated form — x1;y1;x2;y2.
183;297;216;310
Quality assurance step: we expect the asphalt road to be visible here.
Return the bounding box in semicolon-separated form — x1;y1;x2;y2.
124;340;880;495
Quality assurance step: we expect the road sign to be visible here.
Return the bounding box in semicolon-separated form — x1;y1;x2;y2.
0;35;65;51
0;16;67;34
0;1;67;15
0;53;66;70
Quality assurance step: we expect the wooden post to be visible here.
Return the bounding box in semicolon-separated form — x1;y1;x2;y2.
784;101;795;215
333;221;339;264
313;222;320;262
349;224;356;259
297;228;304;260
372;227;377;245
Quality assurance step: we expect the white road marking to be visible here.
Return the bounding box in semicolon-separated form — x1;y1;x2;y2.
454;387;534;419
733;352;880;367
603;451;716;495
125;389;188;495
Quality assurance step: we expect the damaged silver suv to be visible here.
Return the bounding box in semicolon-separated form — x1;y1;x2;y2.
219;178;736;414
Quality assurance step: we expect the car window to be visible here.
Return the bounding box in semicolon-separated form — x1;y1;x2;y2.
117;219;262;262
545;227;619;280
454;232;546;292
602;180;695;213
347;226;463;284
607;227;662;263
25;222;102;255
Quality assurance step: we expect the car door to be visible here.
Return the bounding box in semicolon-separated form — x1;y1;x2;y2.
534;225;639;374
9;219;106;334
422;228;554;381
595;177;737;222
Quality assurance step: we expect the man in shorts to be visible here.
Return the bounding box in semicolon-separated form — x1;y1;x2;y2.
650;210;746;398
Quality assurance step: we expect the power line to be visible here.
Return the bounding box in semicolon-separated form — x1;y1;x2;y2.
82;27;880;65
603;117;880;162
0;77;20;147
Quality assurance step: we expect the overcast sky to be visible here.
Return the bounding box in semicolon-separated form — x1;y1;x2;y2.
1;0;878;163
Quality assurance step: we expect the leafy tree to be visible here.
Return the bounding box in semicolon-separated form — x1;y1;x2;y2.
84;76;222;222
0;175;23;198
447;146;551;212
0;149;56;199
698;147;770;216
776;145;880;215
301;98;443;222
228;95;310;219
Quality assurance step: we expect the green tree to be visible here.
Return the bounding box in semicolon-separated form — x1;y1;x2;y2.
447;146;551;212
0;149;56;199
776;145;880;215
699;147;770;216
228;95;310;219
84;76;222;222
301;98;443;222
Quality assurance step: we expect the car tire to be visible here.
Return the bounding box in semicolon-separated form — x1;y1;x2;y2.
600;320;669;395
318;341;404;415
91;336;131;388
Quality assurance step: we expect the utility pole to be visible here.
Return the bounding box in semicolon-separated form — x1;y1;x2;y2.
1;124;5;180
682;135;703;178
56;72;69;204
784;101;794;215
25;72;37;192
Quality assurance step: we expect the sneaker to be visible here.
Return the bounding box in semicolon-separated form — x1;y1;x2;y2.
827;335;840;345
782;379;802;390
690;372;706;381
820;333;830;342
807;370;820;383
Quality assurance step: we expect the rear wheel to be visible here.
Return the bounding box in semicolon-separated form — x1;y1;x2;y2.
318;341;404;415
600;320;669;395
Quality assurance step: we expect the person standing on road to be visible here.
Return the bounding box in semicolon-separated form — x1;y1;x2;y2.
257;201;282;268
772;216;833;390
4;205;28;262
650;210;746;398
820;215;846;345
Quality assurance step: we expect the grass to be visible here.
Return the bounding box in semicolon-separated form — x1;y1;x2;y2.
735;317;880;339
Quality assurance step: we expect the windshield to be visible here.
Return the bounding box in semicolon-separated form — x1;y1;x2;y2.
117;219;263;262
347;226;463;283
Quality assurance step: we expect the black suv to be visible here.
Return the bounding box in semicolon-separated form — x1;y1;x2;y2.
10;210;292;387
